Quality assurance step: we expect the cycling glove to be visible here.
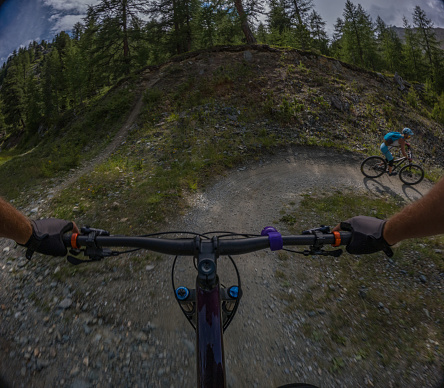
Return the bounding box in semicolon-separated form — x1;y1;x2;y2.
340;216;393;257
24;218;73;259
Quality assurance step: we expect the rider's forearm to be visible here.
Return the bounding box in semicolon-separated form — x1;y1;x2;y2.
400;144;408;158
0;197;32;244
383;177;444;245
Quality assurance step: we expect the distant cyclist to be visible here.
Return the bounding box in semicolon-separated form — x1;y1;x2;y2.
380;128;414;176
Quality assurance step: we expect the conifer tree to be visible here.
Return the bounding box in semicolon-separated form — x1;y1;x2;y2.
375;16;404;73
340;0;378;69
308;10;329;54
281;0;313;49
330;18;345;60
194;1;218;47
402;16;426;82
41;49;62;124
232;0;258;44
25;75;42;132
413;6;439;70
1;62;26;129
412;6;444;91
91;0;149;75
149;0;197;55
268;0;289;32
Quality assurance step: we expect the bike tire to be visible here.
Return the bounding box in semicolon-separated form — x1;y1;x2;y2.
399;164;424;185
360;156;387;178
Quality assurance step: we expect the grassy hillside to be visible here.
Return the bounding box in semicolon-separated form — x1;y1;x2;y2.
1;45;443;229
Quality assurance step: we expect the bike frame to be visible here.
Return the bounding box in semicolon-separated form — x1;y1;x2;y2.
391;156;408;171
387;145;412;171
195;239;226;387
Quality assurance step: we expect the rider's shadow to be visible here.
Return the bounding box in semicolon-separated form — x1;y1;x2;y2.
363;177;425;203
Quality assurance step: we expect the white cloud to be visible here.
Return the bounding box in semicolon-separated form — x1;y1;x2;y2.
42;0;98;13
41;0;101;34
50;14;85;33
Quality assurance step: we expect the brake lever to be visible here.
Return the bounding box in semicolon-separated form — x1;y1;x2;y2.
301;225;343;257
67;247;115;265
302;225;330;235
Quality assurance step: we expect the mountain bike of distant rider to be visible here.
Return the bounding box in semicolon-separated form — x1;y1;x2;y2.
360;144;424;185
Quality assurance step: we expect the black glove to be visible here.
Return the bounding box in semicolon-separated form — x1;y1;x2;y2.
24;218;73;259
340;216;393;257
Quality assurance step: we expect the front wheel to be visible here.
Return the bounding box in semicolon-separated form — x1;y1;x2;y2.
399;164;424;185
360;156;387;178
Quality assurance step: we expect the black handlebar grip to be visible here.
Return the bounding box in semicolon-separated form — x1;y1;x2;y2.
62;234;71;247
62;233;79;249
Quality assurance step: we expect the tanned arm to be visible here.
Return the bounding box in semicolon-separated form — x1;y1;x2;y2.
383;177;444;245
0;197;33;244
398;138;408;159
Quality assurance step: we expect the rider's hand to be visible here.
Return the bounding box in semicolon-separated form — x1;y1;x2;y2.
333;216;393;257
24;218;79;259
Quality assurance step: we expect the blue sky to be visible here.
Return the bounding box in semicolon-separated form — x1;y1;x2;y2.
0;0;99;65
1;0;444;66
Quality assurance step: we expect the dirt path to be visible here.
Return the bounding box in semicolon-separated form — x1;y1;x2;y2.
0;146;438;388
166;147;435;387
49;73;160;197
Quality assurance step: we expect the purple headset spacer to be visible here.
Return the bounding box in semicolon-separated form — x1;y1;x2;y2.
261;226;283;251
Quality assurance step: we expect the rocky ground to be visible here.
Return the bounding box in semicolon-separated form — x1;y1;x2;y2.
0;147;442;388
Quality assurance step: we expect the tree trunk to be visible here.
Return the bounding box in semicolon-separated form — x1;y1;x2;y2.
122;0;130;73
233;0;257;44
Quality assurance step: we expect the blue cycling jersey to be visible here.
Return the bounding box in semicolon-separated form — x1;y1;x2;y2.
384;132;403;145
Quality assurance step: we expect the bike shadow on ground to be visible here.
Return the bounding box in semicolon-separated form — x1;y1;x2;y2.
363;177;426;203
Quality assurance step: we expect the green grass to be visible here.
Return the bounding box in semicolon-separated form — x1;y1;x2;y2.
0;85;136;200
277;189;444;375
49;101;287;234
0;152;14;166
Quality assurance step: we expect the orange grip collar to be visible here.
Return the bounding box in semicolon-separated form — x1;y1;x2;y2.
332;231;341;247
71;233;80;249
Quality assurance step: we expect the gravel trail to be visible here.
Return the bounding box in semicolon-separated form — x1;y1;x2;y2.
1;146;439;388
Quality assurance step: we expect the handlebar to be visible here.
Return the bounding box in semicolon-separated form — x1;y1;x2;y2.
62;227;352;260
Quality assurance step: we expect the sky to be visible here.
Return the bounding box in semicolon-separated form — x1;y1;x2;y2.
1;0;444;66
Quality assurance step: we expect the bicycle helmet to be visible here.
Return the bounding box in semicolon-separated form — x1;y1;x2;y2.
402;128;414;136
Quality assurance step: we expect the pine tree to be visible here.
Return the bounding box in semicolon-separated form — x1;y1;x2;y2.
92;0;149;75
412;6;444;91
149;0;198;55
375;16;404;73
402;16;426;82
256;22;268;43
41;49;62;125
194;1;216;48
413;6;439;70
25;75;42;132
281;0;313;49
308;10;329;55
1;63;26;129
330;18;345;60
268;0;288;32
232;0;258;44
340;0;378;69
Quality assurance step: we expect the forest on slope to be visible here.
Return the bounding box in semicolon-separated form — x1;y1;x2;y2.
1;0;444;150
